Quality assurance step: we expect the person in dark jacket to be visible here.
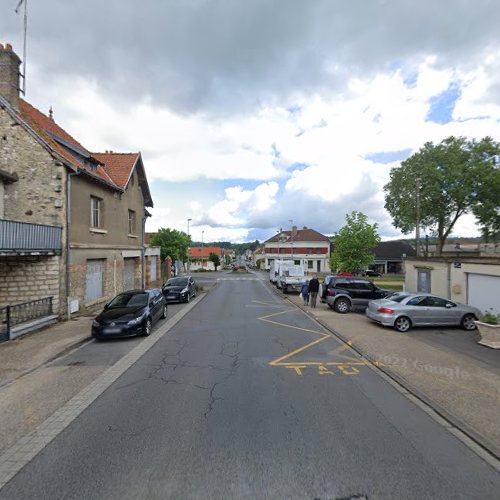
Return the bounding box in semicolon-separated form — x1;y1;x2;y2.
308;276;320;308
300;282;309;306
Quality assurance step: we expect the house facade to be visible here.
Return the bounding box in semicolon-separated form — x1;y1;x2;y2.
372;240;416;274
0;43;159;332
188;246;223;271
263;226;331;273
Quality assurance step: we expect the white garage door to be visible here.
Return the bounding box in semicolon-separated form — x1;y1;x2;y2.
123;258;137;291
468;274;500;313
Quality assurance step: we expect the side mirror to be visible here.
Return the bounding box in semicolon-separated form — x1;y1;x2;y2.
103;302;110;310
445;303;454;308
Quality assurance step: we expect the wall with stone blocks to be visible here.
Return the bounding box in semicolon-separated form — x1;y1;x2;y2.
0;256;61;313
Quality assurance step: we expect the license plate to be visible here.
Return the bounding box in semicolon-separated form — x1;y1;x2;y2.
167;295;177;299
104;327;121;334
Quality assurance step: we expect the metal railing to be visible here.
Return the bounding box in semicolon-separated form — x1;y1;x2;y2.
0;296;53;341
0;219;63;253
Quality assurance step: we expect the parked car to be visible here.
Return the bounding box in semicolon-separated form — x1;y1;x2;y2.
325;276;391;313
92;289;167;339
366;292;481;332
362;269;382;278
162;276;196;303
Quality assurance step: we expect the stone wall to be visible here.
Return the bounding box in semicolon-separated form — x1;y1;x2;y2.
0;256;61;312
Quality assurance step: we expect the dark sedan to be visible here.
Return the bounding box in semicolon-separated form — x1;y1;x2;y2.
162;276;196;303
92;289;167;339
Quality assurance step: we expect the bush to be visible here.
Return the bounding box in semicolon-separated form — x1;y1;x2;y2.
481;310;500;325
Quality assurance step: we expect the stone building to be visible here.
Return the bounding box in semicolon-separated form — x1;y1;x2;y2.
0;43;158;334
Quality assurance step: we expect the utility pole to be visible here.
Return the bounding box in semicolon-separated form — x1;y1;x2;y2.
187;218;192;273
289;219;294;262
415;178;421;257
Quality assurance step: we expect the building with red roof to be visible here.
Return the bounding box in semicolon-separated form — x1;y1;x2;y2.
188;247;223;271
0;43;158;328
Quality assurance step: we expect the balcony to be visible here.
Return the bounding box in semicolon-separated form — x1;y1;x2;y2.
0;219;63;256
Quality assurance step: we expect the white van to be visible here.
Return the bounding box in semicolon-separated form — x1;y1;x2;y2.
269;260;294;284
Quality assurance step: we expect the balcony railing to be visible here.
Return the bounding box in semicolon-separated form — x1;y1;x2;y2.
0;219;63;255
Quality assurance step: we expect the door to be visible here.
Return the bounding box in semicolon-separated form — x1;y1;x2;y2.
468;274;500;313
417;269;431;293
405;295;430;325
85;259;105;303
150;257;157;285
123;258;136;291
317;260;321;272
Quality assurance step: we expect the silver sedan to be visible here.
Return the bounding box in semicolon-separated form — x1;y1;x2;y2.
366;292;481;332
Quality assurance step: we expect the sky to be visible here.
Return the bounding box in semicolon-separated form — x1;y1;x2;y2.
2;0;500;243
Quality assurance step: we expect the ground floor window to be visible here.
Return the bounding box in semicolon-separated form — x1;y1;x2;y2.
308;260;313;269
124;258;137;291
85;259;105;302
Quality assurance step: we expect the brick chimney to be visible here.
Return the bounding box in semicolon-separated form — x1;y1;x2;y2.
0;43;22;110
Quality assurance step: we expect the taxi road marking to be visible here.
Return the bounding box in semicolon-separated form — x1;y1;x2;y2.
257;303;383;377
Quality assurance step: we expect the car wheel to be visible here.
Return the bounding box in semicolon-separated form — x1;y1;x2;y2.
334;298;350;314
143;318;152;336
394;316;411;333
185;293;190;303
161;305;168;319
193;288;197;298
461;313;477;331
283;286;287;294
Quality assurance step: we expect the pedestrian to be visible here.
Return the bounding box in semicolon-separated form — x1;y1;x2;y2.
300;281;309;306
308;275;320;308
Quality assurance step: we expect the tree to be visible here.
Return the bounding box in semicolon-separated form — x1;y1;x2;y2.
209;252;221;271
384;136;500;253
150;228;191;263
330;211;380;273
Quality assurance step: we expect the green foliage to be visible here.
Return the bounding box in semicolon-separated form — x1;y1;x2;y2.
209;252;221;271
150;228;191;263
330;211;381;273
384;136;500;253
481;310;500;325
224;254;231;265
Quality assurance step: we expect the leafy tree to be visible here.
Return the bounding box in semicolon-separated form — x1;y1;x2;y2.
209;252;221;271
384;136;500;253
150;228;191;263
330;211;380;272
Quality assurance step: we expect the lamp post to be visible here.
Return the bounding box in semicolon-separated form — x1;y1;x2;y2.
187;218;192;273
289;219;294;262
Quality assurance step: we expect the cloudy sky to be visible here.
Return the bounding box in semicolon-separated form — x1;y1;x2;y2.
2;0;500;243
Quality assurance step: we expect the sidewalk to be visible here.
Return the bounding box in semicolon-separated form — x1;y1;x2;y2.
288;293;500;458
0;316;92;388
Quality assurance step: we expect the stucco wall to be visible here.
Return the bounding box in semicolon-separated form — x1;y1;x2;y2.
70;169;145;249
404;258;500;305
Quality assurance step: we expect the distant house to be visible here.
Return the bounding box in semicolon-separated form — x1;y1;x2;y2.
188;247;223;271
372;241;416;274
263;226;331;273
0;43;159;338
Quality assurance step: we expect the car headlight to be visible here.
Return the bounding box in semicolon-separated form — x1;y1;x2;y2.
127;316;143;326
92;320;100;327
181;287;188;294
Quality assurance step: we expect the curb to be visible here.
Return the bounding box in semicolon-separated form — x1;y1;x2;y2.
266;281;500;469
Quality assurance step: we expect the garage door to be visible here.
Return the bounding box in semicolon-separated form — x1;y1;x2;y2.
468;274;500;313
123;258;137;291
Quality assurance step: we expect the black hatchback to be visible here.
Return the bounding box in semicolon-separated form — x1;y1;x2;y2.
162;276;196;303
92;289;167;339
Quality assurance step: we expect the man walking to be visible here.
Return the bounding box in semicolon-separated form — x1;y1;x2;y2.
308;275;320;308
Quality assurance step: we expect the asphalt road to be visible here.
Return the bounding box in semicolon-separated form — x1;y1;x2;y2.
2;271;500;499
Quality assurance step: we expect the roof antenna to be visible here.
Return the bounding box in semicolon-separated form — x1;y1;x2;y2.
14;0;28;96
49;106;53;120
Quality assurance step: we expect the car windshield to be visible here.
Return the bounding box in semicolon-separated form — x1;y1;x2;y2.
166;278;188;286
107;293;148;308
388;293;410;303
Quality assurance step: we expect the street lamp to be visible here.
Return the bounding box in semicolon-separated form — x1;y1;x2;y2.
289;219;294;261
187;218;192;272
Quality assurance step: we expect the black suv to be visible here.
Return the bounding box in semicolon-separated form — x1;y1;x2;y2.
325;277;390;313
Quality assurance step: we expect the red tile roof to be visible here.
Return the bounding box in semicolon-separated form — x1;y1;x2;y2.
265;228;330;243
18;99;119;189
189;247;222;259
92;152;138;189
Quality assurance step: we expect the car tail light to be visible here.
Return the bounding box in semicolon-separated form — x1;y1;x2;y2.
377;308;395;314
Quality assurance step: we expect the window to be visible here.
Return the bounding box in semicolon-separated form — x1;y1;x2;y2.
150;257;157;282
417;269;431;293
128;210;136;234
90;196;101;228
308;260;313;269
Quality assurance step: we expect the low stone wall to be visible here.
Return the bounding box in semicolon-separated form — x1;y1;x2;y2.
0;256;61;314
